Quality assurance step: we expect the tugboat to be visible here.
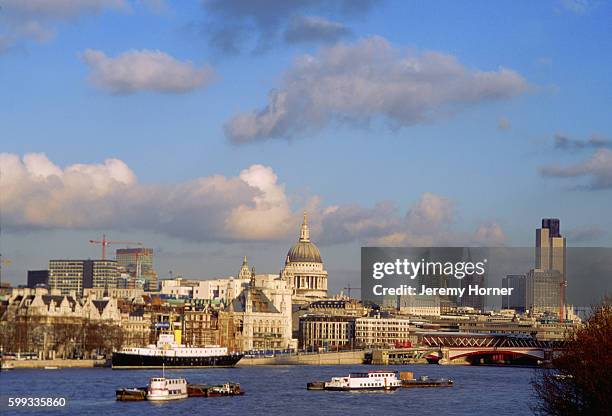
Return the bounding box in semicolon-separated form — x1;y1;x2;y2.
316;370;401;391
146;377;188;401
207;383;244;397
112;333;243;369
186;382;244;397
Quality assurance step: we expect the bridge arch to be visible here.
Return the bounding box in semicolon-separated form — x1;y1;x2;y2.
449;349;542;366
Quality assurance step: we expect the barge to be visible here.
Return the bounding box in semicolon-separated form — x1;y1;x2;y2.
116;388;147;401
399;371;453;387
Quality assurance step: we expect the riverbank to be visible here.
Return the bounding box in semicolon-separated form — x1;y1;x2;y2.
237;350;366;366
3;359;108;369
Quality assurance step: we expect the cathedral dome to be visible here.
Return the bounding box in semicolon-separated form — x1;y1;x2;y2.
287;241;322;263
286;211;323;264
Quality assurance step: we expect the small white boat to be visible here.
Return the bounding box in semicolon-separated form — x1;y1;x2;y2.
146;377;188;401
323;370;401;391
44;366;59;370
1;361;15;370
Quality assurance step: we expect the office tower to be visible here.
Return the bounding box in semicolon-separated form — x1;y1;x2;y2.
49;260;86;295
49;259;118;295
536;218;566;276
115;248;157;291
526;269;563;314
502;274;526;311
529;218;567;316
27;270;49;288
82;260;119;290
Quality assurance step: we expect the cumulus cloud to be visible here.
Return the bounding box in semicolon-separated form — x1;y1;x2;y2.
317;193;504;246
1;153;503;246
225;36;529;143
0;0;127;53
553;133;612;151
225;165;295;240
473;223;506;245
540;148;612;189
284;16;351;44
82;49;214;94
201;0;379;54
566;226;607;243
0;153;296;241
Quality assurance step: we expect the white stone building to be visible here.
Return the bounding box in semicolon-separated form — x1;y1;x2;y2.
281;212;328;303
355;316;411;348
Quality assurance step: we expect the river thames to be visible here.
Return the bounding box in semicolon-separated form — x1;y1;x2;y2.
0;365;538;416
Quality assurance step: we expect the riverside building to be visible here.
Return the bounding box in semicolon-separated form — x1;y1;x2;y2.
49;259;119;296
298;315;356;350
354;316;411;348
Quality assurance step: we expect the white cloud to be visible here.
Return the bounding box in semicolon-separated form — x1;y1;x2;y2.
1;153;505;246
540;148;612;189
317;193;503;246
82;49;214;94
225;36;529;143
225;165;296;240
473;223;506;245
0;0;127;53
0;153;295;240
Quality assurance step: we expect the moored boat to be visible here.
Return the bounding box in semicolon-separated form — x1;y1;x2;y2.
0;361;15;371
116;388;147;401
206;383;244;397
399;372;454;388
186;384;209;397
306;381;325;390
112;333;243;369
316;370;401;391
146;377;188;401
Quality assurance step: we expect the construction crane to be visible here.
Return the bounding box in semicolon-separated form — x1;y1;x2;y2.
343;284;361;299
88;234;143;260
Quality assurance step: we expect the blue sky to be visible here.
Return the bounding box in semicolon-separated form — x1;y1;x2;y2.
1;0;611;291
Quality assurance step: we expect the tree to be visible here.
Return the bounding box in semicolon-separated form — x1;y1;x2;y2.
532;299;612;415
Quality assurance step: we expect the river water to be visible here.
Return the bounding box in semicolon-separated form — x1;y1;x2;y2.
0;365;538;416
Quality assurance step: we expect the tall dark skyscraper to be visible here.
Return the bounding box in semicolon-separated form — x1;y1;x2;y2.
541;218;561;238
529;218;566;316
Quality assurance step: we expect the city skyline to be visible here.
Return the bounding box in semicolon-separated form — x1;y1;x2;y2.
2;0;612;290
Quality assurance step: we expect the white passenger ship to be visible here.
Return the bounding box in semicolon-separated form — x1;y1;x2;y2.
112;334;243;369
146;377;188;401
324;370;402;391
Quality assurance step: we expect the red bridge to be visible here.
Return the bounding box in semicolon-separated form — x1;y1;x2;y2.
419;333;565;365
